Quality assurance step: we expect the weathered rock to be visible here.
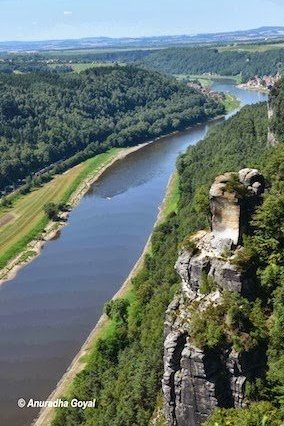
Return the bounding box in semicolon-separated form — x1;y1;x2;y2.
163;295;267;425
267;101;278;146
163;169;266;426
210;169;264;246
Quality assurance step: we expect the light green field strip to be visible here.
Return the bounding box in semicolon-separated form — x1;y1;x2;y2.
48;63;119;72
219;42;284;52
223;93;241;112
0;148;121;269
161;172;179;217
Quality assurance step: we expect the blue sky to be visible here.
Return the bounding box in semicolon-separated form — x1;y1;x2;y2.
0;0;284;41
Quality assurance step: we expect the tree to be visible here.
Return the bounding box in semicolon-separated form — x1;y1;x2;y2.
44;202;59;220
104;299;130;323
1;196;12;207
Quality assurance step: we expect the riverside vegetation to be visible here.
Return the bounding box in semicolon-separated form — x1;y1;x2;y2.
51;80;284;425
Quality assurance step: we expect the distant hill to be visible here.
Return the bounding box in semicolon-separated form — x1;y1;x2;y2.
1;26;284;52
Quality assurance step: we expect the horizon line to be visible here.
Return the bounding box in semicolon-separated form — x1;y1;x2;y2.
0;25;283;44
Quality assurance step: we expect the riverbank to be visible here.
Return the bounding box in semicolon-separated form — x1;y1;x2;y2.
0;143;150;286
175;73;241;86
237;83;269;93
0;111;227;287
33;171;179;426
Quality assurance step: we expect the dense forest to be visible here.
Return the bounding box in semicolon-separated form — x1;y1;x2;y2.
52;81;284;425
141;47;284;81
0;65;223;192
270;78;284;143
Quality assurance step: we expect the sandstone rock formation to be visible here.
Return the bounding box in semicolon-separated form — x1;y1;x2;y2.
162;169;266;426
267;100;278;146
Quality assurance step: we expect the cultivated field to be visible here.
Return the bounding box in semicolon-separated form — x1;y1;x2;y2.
43;46;160;58
219;41;284;52
48;62;119;72
0;149;121;269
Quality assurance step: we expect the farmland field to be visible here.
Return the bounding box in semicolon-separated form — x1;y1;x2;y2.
43;46;161;57
48;62;120;72
0;148;121;269
219;41;284;52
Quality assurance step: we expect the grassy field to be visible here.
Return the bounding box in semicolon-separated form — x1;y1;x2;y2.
71;62;124;72
175;74;212;87
49;62;118;71
48;62;125;73
175;74;241;85
162;172;179;217
0;148;121;270
223;92;241;112
43;46;161;58
219;42;284;52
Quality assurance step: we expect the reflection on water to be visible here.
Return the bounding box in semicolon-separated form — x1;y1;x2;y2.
0;84;267;426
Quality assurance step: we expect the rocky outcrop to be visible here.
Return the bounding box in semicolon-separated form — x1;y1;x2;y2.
267;100;278;146
210;169;265;246
162;169;266;426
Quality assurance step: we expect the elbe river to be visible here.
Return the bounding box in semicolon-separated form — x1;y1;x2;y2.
0;81;267;426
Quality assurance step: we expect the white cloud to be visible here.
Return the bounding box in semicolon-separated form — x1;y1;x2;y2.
63;11;73;15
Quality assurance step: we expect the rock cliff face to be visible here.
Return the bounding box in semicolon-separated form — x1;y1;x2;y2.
267;100;278;146
162;169;266;426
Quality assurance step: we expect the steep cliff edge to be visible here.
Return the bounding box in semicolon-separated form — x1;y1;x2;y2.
162;169;267;426
267;100;278;146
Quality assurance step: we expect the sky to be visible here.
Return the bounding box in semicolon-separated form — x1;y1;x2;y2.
0;0;284;41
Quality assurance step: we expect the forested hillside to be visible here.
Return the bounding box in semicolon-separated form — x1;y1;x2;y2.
51;94;284;426
142;47;284;81
0;65;223;192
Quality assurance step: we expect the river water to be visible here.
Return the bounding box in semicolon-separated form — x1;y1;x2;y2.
0;82;267;426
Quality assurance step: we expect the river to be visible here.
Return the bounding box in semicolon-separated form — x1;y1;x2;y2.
0;82;267;426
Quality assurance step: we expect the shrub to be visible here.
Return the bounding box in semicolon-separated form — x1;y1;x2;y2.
203;401;283;426
225;173;248;199
104;299;130;323
190;304;226;349
199;272;217;295
43;202;59;220
1;196;12;207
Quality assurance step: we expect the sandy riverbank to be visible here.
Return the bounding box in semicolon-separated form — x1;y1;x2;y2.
0;142;150;286
32;171;176;426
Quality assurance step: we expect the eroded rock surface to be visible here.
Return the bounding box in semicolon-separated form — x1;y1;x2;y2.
267;101;278;146
162;169;266;426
